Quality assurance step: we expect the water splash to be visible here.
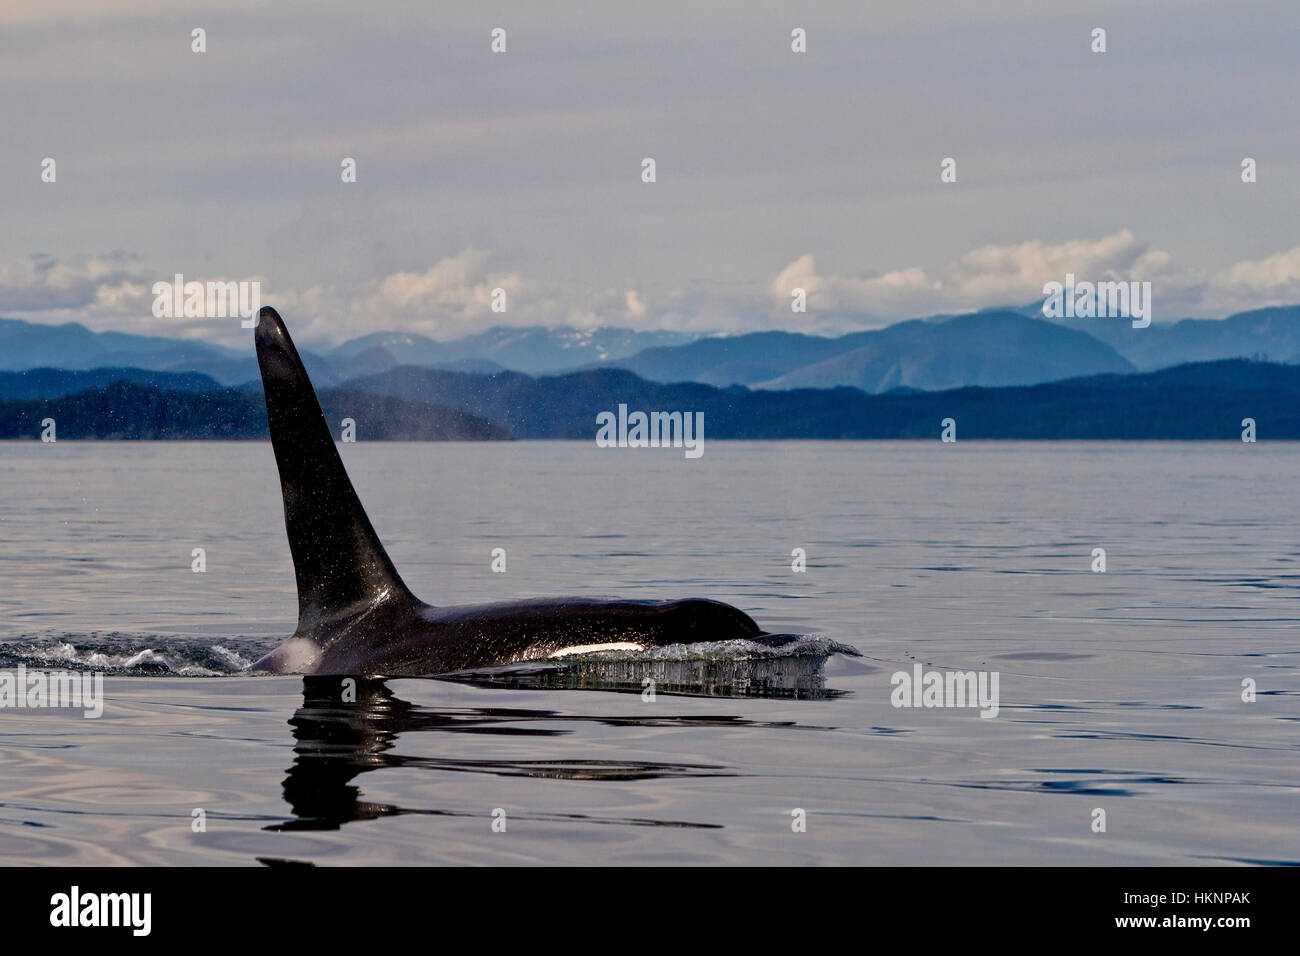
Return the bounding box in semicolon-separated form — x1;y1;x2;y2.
445;635;862;699
0;632;860;697
0;634;262;676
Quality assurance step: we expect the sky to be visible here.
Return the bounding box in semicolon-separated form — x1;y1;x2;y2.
2;0;1298;348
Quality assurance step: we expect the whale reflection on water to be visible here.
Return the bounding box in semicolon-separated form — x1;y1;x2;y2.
269;653;850;834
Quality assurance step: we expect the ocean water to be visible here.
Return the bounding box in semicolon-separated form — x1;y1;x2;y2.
0;440;1297;866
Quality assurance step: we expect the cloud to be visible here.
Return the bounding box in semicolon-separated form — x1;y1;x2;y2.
0;253;273;343
769;231;1184;322
0;249;527;345
1204;245;1300;312
7;235;1300;349
0;252;148;313
624;290;646;318
772;253;929;318
365;250;522;334
941;231;1173;304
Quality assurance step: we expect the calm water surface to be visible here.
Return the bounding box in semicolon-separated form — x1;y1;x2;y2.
0;441;1297;865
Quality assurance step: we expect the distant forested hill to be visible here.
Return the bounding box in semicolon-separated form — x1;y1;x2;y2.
0;367;223;400
2;359;1298;440
0;382;509;440
343;357;1300;439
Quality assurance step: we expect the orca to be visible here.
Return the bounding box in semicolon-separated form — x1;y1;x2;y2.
249;306;806;676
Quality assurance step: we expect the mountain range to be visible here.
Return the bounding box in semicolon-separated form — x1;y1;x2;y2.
5;304;1299;397
0;318;697;388
1046;304;1300;369
591;311;1135;390
329;326;696;374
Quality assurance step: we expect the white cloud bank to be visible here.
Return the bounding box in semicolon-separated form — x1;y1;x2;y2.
769;231;1181;319
4;233;1300;345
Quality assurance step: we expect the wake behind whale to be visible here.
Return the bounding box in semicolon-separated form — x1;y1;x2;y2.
248;307;858;677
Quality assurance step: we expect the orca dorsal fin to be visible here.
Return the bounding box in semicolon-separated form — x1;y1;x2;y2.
255;306;421;630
